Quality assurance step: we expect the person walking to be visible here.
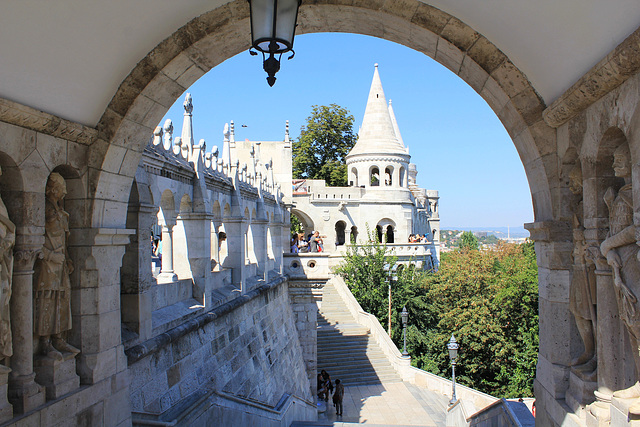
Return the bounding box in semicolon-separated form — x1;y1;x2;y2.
333;379;344;416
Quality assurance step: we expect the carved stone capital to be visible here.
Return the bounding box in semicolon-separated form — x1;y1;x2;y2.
524;220;572;242
12;249;43;273
0;97;97;144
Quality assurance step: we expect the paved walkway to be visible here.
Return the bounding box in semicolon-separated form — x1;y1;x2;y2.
315;381;449;426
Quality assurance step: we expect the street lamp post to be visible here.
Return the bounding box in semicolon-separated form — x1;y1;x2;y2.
447;334;459;405
401;306;409;357
383;263;398;336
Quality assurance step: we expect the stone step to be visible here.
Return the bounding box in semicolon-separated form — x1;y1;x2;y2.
317;282;401;387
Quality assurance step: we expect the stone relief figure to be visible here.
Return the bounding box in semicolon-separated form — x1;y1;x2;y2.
0;166;14;368
33;173;79;360
599;144;640;414
568;165;597;379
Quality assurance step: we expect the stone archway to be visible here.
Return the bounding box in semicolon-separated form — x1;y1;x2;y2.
91;0;555;232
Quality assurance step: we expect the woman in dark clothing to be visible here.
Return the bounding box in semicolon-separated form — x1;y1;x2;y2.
333;379;344;416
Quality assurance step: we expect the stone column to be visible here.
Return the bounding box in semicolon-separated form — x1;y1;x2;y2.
121;203;155;341
179;213;213;306
253;217;268;280
9;243;46;413
69;229;132;387
584;229;632;422
525;221;574;427
222;217;246;291
211;220;220;271
158;223;177;283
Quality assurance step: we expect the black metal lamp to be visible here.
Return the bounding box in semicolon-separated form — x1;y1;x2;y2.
401;306;409;357
248;0;301;86
447;334;459;405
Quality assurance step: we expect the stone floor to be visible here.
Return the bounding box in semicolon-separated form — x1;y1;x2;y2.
314;381;450;426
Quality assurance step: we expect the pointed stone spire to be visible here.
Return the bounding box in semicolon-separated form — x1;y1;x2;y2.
347;64;407;158
388;99;407;152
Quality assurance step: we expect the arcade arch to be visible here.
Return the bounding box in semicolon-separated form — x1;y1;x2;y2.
92;0;553;237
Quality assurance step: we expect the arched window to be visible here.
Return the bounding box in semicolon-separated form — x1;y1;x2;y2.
376;225;383;243
370;167;380;186
335;221;346;246
385;167;393;186
386;225;394;243
350;226;358;244
351;167;358;187
399;167;405;187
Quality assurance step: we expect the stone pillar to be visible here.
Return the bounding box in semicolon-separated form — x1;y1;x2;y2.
121;202;155;341
222;217;246;291
69;229;132;387
158;223;177;283
9;243;46;413
525;221;574;426
211;220;220;271
180;213;213;306
253;218;268;280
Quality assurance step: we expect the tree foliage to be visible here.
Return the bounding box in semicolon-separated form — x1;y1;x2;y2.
459;231;479;251
336;238;539;398
292;104;357;187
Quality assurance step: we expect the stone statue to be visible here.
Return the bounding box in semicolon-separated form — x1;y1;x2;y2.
568;164;597;379
33;173;79;360
0;166;14;366
600;144;640;414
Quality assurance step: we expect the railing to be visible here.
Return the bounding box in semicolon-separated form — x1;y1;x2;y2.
462;398;535;427
283;253;331;280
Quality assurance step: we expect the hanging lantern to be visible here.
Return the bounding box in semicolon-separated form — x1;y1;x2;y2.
248;0;301;86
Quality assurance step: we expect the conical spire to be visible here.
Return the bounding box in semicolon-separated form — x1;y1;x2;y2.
347;64;407;158
388;99;407;153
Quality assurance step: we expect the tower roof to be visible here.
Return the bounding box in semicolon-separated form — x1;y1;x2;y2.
347;64;408;159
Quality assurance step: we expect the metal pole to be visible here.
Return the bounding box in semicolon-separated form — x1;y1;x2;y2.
402;324;408;356
450;361;457;405
388;281;391;336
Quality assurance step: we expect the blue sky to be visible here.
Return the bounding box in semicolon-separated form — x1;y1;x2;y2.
160;33;534;229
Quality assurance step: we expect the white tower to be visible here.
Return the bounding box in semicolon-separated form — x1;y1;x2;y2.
346;64;411;196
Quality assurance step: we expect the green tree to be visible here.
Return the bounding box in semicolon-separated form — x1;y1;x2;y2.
292;104;357;187
290;213;302;235
459;231;479;250
416;242;538;397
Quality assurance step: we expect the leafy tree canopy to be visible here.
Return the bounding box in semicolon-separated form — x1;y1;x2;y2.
292;104;357;187
336;236;539;398
459;231;479;251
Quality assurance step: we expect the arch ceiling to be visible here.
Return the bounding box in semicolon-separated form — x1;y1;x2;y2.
1;1;639;127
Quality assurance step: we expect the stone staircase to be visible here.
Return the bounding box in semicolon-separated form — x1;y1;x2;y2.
316;281;402;386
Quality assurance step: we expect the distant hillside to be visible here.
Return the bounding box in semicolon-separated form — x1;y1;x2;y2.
443;226;530;239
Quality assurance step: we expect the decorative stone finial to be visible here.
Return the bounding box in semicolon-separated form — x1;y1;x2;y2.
183;93;193;114
374;63;378;68
285;120;290;143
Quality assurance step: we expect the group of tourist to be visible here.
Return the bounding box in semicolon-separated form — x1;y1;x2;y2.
408;233;429;243
317;370;345;416
291;231;324;253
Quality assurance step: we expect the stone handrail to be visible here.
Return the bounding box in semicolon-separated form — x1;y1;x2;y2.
329;274;498;410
